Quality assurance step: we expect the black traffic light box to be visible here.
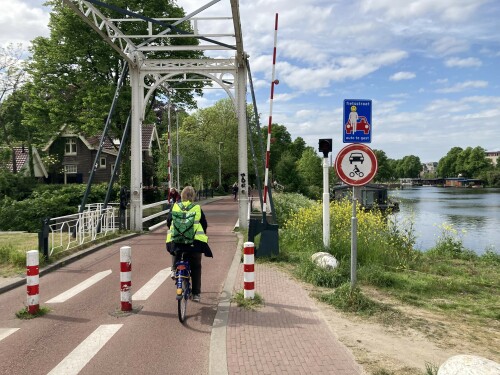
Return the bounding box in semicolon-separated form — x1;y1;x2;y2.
318;138;332;158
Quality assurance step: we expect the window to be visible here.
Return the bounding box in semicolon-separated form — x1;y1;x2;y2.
65;138;77;155
100;157;106;169
64;165;77;174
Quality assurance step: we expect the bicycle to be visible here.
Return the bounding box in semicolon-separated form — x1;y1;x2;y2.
173;252;192;323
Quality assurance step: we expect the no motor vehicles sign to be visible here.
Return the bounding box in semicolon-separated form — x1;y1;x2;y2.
335;144;378;186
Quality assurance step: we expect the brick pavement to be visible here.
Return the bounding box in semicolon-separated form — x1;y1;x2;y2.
227;264;363;375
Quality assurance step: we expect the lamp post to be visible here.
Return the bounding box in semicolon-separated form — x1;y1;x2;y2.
218;142;223;187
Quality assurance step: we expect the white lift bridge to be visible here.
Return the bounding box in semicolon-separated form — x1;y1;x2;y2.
62;0;251;231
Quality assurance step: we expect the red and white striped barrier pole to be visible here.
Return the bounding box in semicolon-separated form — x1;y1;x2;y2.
243;242;255;299
263;13;279;212
26;250;40;314
120;246;132;311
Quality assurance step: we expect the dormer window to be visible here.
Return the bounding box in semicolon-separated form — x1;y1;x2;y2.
65;138;77;155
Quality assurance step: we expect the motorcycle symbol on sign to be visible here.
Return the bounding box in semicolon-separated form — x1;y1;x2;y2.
349;165;364;178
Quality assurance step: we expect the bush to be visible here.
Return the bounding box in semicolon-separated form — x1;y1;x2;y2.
0;170;39;200
0;183;120;232
272;192;315;227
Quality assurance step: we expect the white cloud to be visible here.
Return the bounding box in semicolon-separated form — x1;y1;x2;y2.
360;0;488;22
445;57;482;68
436;80;488;93
0;1;50;47
432;36;470;56
390;71;416;81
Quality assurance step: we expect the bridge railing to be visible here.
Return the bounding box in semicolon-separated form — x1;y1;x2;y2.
46;205;118;259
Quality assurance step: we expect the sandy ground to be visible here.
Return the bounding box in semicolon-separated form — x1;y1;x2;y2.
305;284;500;374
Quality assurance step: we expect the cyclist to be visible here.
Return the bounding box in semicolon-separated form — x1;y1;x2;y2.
165;186;213;302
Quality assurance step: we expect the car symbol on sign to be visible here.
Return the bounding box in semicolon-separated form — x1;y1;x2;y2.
345;116;370;134
349;152;364;164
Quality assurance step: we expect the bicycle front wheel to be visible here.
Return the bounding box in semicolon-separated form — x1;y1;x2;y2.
177;280;188;323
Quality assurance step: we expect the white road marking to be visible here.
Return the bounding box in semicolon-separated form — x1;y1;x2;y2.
47;324;123;375
0;328;19;342
46;270;112;303
132;268;171;301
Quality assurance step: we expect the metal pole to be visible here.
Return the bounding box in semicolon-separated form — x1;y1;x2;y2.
129;65;143;231
236;56;249;228
322;157;330;248
176;109;180;191
351;186;358;290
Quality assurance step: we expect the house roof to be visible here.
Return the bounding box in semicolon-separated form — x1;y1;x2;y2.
3;146;48;178
42;124;161;155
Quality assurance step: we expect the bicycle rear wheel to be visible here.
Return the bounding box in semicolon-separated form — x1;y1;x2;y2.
177;280;188;323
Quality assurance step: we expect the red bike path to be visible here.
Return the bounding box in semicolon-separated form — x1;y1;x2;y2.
0;196;362;374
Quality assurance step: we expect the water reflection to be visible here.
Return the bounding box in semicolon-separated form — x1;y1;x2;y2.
389;187;500;254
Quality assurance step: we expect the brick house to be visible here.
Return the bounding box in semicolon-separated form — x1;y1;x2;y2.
42;124;160;184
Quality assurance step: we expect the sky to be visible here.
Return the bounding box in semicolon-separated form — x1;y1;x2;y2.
1;0;500;163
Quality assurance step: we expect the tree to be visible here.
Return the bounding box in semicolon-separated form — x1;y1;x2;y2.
0;43;27;174
261;123;293;173
373;149;394;181
274;151;301;192
437;147;463;177
397;155;422;178
296;147;322;198
462;146;492;177
23;0;204;146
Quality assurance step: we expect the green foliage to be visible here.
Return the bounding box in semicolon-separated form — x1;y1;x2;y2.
373;149;393;181
318;283;386;315
232;290;264;310
294;258;350;288
296;148;322;197
0;183;119;231
273;193;499;321
16;306;51;320
272;192;314;227
426;223;476;260
395;155;422;178
0;170;39;200
274;151;301;192
437;146;493;179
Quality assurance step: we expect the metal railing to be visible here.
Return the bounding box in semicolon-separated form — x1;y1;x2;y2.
45;205;118;259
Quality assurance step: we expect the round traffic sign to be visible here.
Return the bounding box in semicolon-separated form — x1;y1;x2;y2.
335;144;378;186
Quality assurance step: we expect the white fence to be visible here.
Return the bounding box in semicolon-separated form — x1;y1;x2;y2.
46;201;171;258
48;205;118;258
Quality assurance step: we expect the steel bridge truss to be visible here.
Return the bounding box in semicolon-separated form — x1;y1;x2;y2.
63;0;250;230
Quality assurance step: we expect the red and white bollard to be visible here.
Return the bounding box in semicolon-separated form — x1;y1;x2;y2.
243;242;255;299
120;246;132;311
26;250;40;314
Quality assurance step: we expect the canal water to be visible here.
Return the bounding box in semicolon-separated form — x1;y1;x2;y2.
388;187;500;255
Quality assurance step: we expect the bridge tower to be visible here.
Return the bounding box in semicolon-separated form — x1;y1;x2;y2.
63;0;250;230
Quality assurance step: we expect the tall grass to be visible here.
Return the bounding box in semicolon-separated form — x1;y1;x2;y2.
0;233;43;275
273;193;500;321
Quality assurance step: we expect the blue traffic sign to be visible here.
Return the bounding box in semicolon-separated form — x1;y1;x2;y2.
343;99;372;143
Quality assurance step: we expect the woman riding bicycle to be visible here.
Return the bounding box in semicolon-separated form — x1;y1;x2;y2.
165;186;213;302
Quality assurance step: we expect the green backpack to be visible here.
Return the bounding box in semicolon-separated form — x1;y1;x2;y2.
171;202;196;244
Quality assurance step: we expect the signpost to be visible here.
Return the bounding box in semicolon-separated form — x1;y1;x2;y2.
343;99;372;143
335;143;378;289
335;143;378;185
